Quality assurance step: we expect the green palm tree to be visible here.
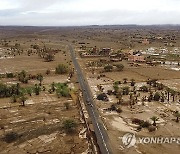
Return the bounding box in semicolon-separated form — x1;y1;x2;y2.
150;116;159;126
16;83;20;95
51;82;56;92
113;83;119;94
37;74;43;86
11;94;17;103
174;111;180;123
27;88;33;96
166;88;171;102
170;89;176;102
117;91;123;105
34;84;40;95
20;94;27;106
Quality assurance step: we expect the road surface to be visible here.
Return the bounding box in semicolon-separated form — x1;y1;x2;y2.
68;45;113;154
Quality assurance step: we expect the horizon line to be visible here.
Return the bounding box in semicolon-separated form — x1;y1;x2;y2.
0;24;180;27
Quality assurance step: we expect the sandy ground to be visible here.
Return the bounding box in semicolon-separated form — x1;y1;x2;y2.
0;92;88;154
85;70;180;154
0;39;89;154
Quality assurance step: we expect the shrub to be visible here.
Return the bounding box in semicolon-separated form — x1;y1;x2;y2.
116;107;122;113
148;126;156;132
63;119;77;133
122;86;130;95
56;83;70;98
3;132;19;143
64;102;70;110
46;69;51;75
55;64;68;74
104;65;113;72
140;86;148;92
140;121;151;128
6;73;14;78
97;93;108;101
110;104;116;111
154;92;161;101
116;64;124;71
44;54;54;62
132;118;144;125
107;90;113;95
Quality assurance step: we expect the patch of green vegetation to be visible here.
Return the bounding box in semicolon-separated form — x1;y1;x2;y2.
0;82;40;98
63;119;77;133
55;64;68;74
166;54;180;61
55;83;70;97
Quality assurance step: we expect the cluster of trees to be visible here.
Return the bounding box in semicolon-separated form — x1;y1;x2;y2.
105;104;122;113
132;116;158;132
104;64;124;72
0;82;41;106
0;83;20;98
113;79;136;95
48;82;71;98
139;79;179;103
0;81;71;106
1;70;44;86
28;43;57;62
36;47;56;62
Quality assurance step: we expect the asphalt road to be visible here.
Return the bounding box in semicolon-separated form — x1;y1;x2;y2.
68;45;113;154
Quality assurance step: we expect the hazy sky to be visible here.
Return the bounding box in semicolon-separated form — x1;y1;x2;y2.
0;0;180;26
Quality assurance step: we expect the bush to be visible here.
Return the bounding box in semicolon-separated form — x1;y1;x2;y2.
104;65;113;72
63;119;77;133
3;132;19;143
46;69;51;75
44;54;54;62
122;86;130;95
116;107;122;113
55;83;70;98
132;118;144;125
154;92;161;101
140;86;148;92
55;64;68;74
116;64;124;71
107;90;113;95
148;126;156;132
97;93;108;101
140;121;151;128
6;73;14;78
110;104;116;111
64;102;70;110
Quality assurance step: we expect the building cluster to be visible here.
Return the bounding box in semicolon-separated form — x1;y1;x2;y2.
79;44;180;65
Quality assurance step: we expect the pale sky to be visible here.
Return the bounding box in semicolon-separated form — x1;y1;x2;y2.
0;0;180;26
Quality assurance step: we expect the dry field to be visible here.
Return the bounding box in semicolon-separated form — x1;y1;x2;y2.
105;65;180;82
0;39;71;74
0;25;180;154
0;35;89;154
87;75;180;154
0;92;88;154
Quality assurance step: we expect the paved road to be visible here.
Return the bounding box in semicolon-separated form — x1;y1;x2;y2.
68;45;113;154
